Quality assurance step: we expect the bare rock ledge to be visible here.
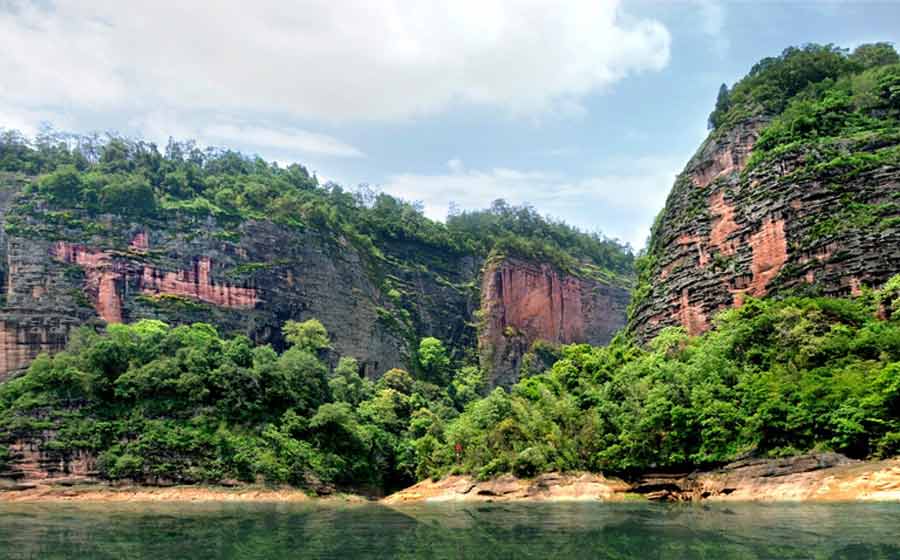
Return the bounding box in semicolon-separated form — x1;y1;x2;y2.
384;454;900;504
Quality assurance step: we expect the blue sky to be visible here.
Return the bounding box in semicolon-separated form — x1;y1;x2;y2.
1;1;898;249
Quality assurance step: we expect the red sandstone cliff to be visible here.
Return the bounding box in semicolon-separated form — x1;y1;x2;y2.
0;176;631;386
50;238;258;324
478;258;628;386
630;116;900;341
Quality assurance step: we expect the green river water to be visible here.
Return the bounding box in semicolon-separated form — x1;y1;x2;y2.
0;501;898;559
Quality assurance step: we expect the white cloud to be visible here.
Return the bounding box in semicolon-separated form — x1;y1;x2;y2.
695;0;725;37
202;124;364;158
121;111;363;159
0;0;670;124
381;156;684;249
694;0;728;56
0;105;70;138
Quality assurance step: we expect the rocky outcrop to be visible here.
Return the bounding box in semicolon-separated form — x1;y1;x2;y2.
478;258;629;387
382;472;629;504
384;454;900;503
50;239;259;323
630;117;900;341
632;453;900;502
0;314;76;381
0;433;99;489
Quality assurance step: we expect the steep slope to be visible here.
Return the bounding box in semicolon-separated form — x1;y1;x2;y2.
0;149;632;386
629;44;900;341
479;257;628;387
0;145;632;487
0;194;408;383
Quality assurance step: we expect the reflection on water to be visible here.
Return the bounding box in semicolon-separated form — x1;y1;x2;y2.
0;501;898;559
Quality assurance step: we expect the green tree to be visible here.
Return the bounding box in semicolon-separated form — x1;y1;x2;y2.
100;176;157;217
275;347;329;415
451;366;485;408
282;319;331;353
37;164;83;205
708;83;731;129
329;356;371;405
849;42;900;70
417;337;451;384
379;368;415;396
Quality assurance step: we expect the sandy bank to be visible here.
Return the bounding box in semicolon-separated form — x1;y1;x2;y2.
0;481;369;503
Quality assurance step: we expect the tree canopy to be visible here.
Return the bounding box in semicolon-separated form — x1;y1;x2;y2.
0;129;633;278
414;283;900;480
0;321;485;491
707;42;900;132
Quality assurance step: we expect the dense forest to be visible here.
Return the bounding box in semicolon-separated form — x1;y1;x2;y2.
1;285;897;491
0;318;481;491
422;286;900;480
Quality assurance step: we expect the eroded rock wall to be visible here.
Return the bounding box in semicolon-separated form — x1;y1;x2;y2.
0;433;99;485
479;258;629;387
0;204;412;379
0;176;629;385
630;118;900;341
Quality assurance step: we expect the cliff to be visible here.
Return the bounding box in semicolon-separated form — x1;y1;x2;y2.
479;258;628;387
0;182;408;381
629;50;900;341
0;173;630;386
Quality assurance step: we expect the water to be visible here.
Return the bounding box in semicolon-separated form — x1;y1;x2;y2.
0;501;898;559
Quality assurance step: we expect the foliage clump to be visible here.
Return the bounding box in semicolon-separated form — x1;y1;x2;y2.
415;285;900;479
0;321;485;491
708;42;899;132
0;129;633;279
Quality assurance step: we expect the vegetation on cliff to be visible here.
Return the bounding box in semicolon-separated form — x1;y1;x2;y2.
1;42;899;493
2;280;898;490
0;319;480;491
707;42;898;133
630;42;900;332
0;129;633;277
415;280;900;480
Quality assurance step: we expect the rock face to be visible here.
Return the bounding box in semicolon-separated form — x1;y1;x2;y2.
382;471;630;504
50;240;260;323
478;258;629;387
0;217;417;381
631;453;900;502
630;117;900;341
0;178;630;384
383;454;900;503
0;433;98;488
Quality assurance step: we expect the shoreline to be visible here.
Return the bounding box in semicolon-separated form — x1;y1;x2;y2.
3;454;898;504
0;482;373;504
384;455;900;504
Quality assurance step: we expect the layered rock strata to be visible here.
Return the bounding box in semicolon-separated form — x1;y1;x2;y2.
478;258;629;387
0;180;631;383
630;118;900;341
383;454;900;503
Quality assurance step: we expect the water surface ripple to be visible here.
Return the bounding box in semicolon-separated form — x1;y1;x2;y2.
0;501;898;559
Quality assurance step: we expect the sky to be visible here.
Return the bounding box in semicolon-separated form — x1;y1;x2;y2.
1;1;898;250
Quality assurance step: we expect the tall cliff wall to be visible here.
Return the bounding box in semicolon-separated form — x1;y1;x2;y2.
0;217;410;382
0;176;630;385
629;117;900;341
479;258;629;387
